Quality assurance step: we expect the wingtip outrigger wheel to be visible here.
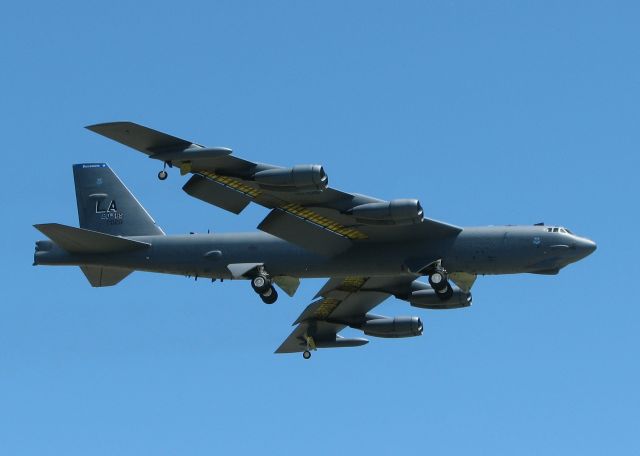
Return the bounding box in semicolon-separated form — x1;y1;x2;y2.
158;162;169;180
303;335;316;359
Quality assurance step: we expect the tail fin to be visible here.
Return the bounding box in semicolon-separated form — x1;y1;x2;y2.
73;163;164;236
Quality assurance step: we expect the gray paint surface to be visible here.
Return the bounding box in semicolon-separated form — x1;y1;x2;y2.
33;123;596;356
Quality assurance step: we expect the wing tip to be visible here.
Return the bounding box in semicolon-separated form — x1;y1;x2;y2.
85;121;137;132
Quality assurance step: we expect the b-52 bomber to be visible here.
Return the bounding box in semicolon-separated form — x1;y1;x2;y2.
33;122;596;358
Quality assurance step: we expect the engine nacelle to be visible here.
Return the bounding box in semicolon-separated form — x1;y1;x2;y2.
252;165;328;192
408;288;472;310
347;199;423;225
361;316;423;338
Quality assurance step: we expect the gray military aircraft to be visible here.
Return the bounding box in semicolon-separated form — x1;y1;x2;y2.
33;122;596;358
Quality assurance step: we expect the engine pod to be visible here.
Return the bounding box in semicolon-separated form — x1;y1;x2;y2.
347;199;424;225
253;165;328;192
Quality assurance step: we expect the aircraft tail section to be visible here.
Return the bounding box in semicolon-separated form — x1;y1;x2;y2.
33;223;145;287
73;163;164;236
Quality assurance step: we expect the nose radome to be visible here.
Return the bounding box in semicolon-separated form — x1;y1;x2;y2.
577;238;597;257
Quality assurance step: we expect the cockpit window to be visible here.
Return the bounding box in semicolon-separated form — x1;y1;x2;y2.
546;226;573;234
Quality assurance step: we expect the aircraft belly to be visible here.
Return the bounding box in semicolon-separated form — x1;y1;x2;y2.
145;237;407;279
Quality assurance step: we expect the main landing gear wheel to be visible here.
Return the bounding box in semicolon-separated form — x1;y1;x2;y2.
260;286;278;304
303;350;311;359
428;270;447;290
251;275;272;294
436;285;453;300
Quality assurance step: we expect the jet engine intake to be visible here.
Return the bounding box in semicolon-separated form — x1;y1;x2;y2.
361;316;423;338
408;288;472;310
347;199;423;225
253;165;328;192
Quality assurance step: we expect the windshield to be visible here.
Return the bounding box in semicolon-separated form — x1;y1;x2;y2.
546;227;573;234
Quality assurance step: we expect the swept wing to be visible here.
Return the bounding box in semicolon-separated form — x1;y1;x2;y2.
87;122;461;255
275;275;420;353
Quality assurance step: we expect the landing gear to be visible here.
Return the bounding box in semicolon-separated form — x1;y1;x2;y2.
436;285;453;300
158;162;169;180
303;335;316;359
252;270;278;303
260;286;278;304
428;269;448;291
251;274;272;295
428;266;453;301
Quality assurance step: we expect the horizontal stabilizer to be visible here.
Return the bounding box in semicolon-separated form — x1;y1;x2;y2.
80;266;133;287
34;223;150;254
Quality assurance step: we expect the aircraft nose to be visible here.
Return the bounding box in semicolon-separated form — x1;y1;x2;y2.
575;237;597;258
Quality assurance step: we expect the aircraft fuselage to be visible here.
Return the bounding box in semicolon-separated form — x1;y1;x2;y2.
35;224;596;280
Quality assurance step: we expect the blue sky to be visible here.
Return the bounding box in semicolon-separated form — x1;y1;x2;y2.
1;1;638;454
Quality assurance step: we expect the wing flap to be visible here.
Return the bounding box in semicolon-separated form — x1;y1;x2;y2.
258;209;352;256
183;174;252;215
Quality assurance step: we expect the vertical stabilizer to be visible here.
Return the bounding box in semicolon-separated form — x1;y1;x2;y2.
73;163;164;236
